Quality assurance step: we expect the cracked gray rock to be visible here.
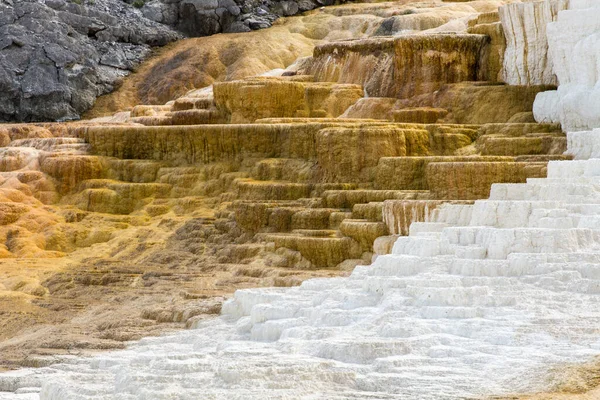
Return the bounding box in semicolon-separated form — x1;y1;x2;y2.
142;0;328;37
0;0;180;122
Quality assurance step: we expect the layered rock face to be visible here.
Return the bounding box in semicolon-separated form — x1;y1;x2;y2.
500;0;569;85
500;0;600;132
3;112;600;399
74;101;563;268
2;1;599;397
305;34;487;98
213;78;364;122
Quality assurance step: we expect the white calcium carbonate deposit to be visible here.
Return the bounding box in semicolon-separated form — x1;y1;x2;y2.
533;0;600;131
500;0;569;86
5;130;600;399
2;135;600;399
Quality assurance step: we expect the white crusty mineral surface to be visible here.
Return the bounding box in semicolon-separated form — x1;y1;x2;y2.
3;132;600;398
500;0;569;85
533;0;600;131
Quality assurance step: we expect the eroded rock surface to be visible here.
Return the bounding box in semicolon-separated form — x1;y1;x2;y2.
533;1;600;131
1;125;599;400
2;1;600;398
86;0;510;117
0;0;180;122
0;0;351;124
500;0;569;85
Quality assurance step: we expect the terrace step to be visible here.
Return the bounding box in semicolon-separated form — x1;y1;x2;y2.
322;190;431;208
339;219;388;251
258;233;363;269
236;179;357;201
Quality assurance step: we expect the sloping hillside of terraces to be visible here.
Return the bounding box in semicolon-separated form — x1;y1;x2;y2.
0;0;574;377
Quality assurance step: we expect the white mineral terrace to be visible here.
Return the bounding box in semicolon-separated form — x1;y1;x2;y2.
532;0;600;131
1;128;600;398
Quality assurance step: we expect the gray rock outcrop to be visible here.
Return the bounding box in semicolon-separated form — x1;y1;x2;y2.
141;0;334;36
0;0;180;122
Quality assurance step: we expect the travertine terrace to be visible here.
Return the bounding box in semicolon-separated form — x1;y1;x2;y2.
1;0;599;398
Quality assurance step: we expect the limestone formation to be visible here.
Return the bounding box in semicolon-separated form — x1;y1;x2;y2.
499;0;600;131
500;0;569;85
1;2;597;398
3;127;600;399
315;125;429;182
533;1;600;131
213;77;363;123
87;0;510;117
467;11;505;82
343;83;551;125
304;34;488;98
33;111;564;273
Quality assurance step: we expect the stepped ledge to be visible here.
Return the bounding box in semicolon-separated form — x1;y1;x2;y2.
0;0;600;399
